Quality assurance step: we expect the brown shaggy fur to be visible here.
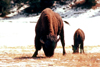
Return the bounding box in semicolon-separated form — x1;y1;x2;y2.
72;28;85;53
32;8;66;57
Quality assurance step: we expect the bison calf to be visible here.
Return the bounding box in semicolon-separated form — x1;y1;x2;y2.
72;28;85;53
32;8;69;57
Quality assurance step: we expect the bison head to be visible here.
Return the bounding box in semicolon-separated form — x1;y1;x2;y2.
40;34;60;57
72;45;78;53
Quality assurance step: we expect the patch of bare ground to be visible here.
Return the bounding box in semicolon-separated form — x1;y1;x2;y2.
92;0;100;9
92;3;100;9
0;45;100;67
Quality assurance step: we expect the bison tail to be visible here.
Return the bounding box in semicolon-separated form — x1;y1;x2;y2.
63;21;70;25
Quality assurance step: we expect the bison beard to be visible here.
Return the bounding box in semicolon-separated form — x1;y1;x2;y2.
32;8;67;57
42;35;58;57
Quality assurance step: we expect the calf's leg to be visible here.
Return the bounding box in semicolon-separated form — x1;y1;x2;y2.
80;42;84;53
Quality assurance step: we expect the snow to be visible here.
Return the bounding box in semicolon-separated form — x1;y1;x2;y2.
0;23;36;46
0;4;100;47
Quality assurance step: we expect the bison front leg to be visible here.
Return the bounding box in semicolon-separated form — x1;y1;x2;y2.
60;27;66;55
76;45;79;53
80;42;84;53
32;50;38;57
32;36;42;57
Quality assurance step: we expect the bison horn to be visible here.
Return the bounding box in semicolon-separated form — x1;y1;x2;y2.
40;37;45;44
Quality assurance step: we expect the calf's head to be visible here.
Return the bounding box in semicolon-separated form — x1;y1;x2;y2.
72;45;78;53
40;35;60;57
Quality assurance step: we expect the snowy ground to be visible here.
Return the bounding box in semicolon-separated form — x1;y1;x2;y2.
0;4;100;47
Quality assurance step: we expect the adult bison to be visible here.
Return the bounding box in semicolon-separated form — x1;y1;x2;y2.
72;28;85;53
32;8;69;57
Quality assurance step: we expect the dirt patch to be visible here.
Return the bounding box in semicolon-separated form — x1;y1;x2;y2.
0;45;100;67
92;0;100;9
92;3;100;9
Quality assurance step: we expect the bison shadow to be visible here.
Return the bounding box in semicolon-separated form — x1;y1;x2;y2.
14;56;46;60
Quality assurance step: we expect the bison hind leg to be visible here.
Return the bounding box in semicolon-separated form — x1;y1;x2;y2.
60;27;66;55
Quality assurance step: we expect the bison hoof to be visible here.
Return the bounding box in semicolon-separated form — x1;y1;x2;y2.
32;54;37;58
63;52;66;55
